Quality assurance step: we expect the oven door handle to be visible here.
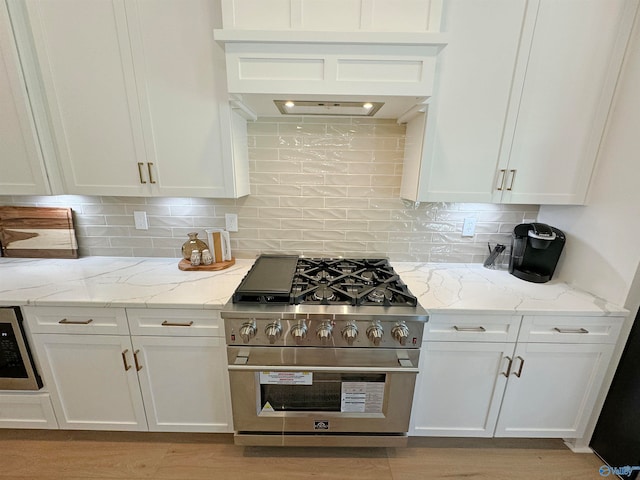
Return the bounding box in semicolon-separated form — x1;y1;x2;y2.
228;365;419;373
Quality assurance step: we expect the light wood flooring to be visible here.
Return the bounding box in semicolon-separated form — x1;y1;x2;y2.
0;430;608;479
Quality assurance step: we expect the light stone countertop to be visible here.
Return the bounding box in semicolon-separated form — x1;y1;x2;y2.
0;257;628;317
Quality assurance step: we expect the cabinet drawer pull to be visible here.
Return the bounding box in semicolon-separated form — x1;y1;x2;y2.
496;169;507;191
506;169;516;191
59;318;93;325
147;162;156;184
161;320;194;327
501;356;513;377
553;327;589;334
137;162;147;184
513;356;525;378
453;326;486;332
133;349;142;371
121;349;132;371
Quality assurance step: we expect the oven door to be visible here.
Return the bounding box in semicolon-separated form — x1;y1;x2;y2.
227;346;419;437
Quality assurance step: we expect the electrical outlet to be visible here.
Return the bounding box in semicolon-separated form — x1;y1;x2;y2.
225;213;238;232
133;211;148;230
462;217;477;237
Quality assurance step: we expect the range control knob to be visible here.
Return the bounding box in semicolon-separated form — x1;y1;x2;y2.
316;321;333;345
391;322;410;346
265;322;282;344
290;322;308;345
341;323;358;345
239;322;256;343
366;323;384;346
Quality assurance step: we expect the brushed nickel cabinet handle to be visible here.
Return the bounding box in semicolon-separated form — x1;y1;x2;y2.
137;162;147;184
59;318;93;325
133;349;142;371
501;356;513;377
147;162;156;184
121;349;132;371
161;320;194;327
513;356;525;378
506;169;516;191
496;169;507;191
553;327;589;334
453;326;486;332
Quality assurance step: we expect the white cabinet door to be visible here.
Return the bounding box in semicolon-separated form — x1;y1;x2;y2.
494;342;615;438
30;334;147;431
401;0;527;203
132;336;232;432
25;0;150;196
126;0;249;198
410;342;514;437
24;0;249;198
405;0;636;205
497;0;634;205
0;2;51;195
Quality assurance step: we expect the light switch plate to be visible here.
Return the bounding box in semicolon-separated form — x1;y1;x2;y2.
133;211;148;230
462;217;477;237
225;213;238;232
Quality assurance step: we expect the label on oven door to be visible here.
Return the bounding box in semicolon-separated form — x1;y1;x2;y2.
341;382;384;413
259;371;313;385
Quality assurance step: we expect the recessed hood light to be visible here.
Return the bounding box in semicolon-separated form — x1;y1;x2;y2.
274;100;384;117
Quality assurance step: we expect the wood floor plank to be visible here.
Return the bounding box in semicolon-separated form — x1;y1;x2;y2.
0;431;608;480
154;444;394;480
388;446;605;480
0;438;169;479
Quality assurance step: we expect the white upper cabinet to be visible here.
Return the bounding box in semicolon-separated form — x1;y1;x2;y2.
25;0;147;196
22;0;249;198
402;0;637;205
125;0;248;198
401;0;526;202
0;2;51;195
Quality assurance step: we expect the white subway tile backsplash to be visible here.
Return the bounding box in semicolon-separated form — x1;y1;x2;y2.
1;117;538;262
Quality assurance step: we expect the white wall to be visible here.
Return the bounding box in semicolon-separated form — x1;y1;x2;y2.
538;8;640;308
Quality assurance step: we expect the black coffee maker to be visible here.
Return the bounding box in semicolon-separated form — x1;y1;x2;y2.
509;223;565;283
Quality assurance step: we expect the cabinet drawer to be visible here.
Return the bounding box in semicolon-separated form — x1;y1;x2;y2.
126;309;222;337
424;314;521;343
0;393;58;429
23;306;128;335
518;315;623;344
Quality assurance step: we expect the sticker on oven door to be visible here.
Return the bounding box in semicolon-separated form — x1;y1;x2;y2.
261;401;274;413
259;371;313;385
341;382;384;413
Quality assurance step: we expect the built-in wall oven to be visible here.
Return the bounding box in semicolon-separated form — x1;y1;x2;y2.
0;307;42;390
222;256;428;446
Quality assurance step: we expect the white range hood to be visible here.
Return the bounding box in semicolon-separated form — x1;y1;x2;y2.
213;0;447;121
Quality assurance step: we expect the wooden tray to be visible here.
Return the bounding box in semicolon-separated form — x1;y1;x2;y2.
178;258;235;271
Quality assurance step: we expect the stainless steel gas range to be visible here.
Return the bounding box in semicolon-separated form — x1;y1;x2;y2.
221;255;428;447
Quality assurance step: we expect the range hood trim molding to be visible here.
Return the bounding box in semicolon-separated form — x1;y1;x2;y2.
213;29;449;47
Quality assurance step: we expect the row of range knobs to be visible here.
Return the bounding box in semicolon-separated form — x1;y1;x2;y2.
237;321;410;346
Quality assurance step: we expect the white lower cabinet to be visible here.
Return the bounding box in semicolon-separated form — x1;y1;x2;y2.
30;333;148;431
132;335;231;432
0;393;58;429
24;306;232;433
411;314;621;439
410;341;514;437
494;342;614;438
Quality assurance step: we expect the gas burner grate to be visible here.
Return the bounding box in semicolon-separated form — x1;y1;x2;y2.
292;258;418;307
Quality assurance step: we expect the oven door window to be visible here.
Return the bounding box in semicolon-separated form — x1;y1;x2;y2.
258;372;385;413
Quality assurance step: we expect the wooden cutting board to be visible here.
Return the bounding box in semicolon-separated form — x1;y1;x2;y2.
0;206;79;258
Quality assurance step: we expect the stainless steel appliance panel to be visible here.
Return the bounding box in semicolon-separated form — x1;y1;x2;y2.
0;307;42;390
227;346;418;434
